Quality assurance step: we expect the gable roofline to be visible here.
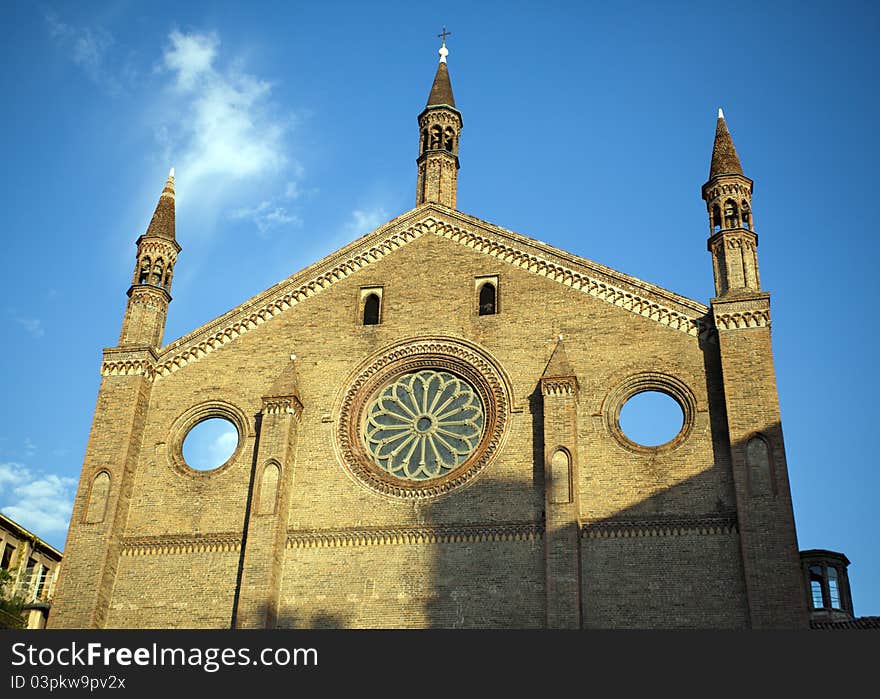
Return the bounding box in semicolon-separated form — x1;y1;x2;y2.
123;204;708;381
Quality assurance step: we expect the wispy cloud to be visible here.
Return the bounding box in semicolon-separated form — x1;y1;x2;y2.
157;30;296;211
44;11;122;93
231;201;300;235
0;462;76;540
13;314;44;338
345;207;390;236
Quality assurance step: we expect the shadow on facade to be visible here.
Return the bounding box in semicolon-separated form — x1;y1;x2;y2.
260;410;799;629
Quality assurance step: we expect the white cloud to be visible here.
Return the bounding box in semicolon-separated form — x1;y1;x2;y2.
0;463;76;540
44;12;120;93
14;316;44;338
163;30;217;90
231;200;300;235
158;30;292;207
345;207;390;236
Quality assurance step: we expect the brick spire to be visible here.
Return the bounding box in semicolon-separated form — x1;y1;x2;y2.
118;168;181;347
709;109;744;179
426;62;456;108
416;37;462;209
542;336;575;379
144;168;176;241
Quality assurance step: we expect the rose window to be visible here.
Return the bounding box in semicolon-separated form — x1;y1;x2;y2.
362;370;485;481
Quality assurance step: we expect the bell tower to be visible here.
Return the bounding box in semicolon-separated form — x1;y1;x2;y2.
702;111;809;628
416;31;462;209
119;168;180;347
702;109;759;297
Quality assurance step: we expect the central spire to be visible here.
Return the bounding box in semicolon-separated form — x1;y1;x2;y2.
416;32;462;209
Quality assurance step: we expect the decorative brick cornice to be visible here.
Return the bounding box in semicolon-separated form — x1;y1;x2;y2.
580;514;738;539
430;217;704;337
540;376;579;396
262;395;304;417
714;308;771;330
101;346;158;378
120;532;242;556
149;208;708;379
286;521;543;549
708;229;758;254
712;293;771;330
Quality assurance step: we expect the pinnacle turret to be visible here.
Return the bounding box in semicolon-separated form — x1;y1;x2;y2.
701;111;760;298
119;169;181;347
542;336;575;379
416;33;462;209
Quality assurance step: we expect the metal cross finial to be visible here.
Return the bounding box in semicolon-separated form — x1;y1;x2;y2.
438;26;451;44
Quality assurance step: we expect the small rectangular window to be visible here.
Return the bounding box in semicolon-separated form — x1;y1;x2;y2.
0;544;15;570
828;568;841;609
35;567;49;600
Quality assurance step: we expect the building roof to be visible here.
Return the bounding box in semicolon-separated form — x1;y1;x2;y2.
811;616;880;630
144;168;176;242
709;109;744;180
426;61;456;109
0;512;62;560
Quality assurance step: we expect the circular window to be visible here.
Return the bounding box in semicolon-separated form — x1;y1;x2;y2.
336;338;511;499
604;372;696;454
182;418;240;471
619;391;684;447
363;370;485;481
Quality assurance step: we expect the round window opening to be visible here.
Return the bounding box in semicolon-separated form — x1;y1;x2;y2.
619;390;684;447
182;418;240;471
362;369;485;481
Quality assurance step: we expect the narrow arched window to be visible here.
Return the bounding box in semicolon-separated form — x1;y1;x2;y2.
478;282;496;316
258;462;280;515
163;264;173;289
549;449;572;504
741;201;751;230
138;256;151;284
152;258;164;286
724;199;739;229
430;125;442;149
444;127;455;152
746;434;775;495
712;204;723;233
363;293;380;325
85;471;111;524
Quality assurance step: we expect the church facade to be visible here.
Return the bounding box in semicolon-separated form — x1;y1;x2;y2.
49;43;809;629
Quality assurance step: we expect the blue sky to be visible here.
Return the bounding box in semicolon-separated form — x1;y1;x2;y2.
2;1;878;616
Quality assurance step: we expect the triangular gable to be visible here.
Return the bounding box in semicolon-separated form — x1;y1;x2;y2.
141;204;708;380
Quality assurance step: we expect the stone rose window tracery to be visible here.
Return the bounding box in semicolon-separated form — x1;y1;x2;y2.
335;338;511;499
363;370;484;481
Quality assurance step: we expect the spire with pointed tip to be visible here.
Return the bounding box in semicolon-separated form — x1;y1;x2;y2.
144;168;177;241
266;358;302;402
542;337;576;379
709;108;744;179
416;34;463;208
119;169;182;347
426;46;456;108
701;111;760;297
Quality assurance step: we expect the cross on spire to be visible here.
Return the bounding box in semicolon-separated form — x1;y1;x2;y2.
438;25;451;44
